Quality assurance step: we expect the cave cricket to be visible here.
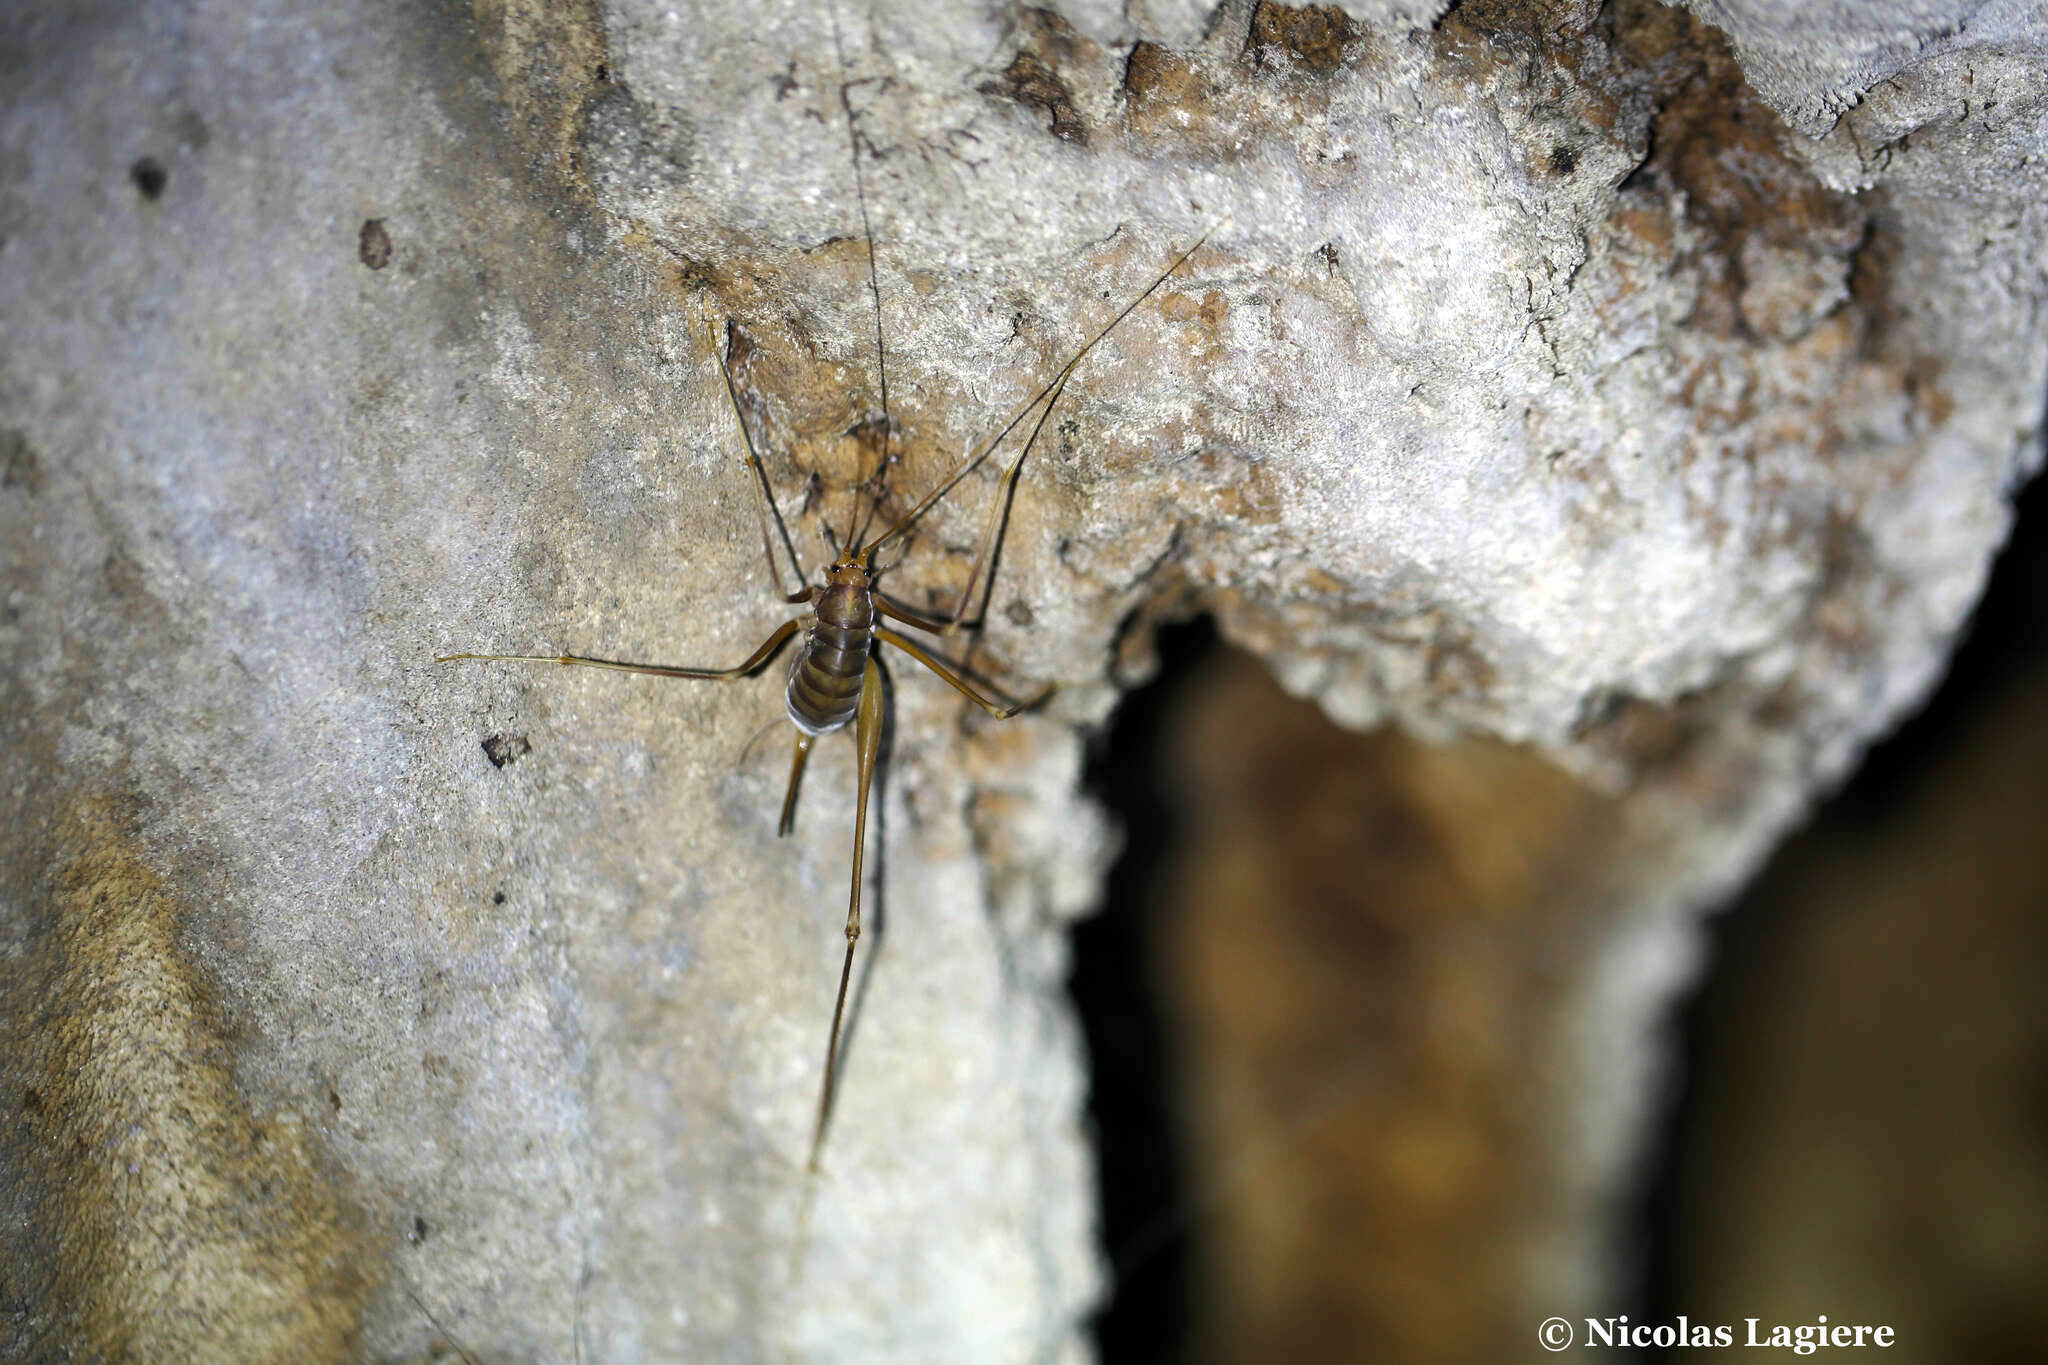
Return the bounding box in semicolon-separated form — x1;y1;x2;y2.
436;9;1206;1186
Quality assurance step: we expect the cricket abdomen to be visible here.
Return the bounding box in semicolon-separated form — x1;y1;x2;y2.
786;581;874;735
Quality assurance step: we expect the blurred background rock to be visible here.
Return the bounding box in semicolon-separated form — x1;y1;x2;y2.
1074;474;2048;1363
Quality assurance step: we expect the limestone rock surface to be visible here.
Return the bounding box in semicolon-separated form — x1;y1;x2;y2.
2;1;2044;1361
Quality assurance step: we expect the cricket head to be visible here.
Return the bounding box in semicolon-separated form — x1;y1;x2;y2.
825;552;874;588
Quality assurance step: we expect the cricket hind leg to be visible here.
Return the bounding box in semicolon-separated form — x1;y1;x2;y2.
807;653;884;1175
791;653;885;1278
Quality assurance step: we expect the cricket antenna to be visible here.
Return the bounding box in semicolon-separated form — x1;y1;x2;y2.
828;0;892;554
859;230;1212;559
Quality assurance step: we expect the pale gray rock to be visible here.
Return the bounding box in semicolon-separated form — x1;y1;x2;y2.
2;0;2045;1361
1680;0;2048;136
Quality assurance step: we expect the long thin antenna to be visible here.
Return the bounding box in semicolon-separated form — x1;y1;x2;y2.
860;231;1210;559
829;0;891;552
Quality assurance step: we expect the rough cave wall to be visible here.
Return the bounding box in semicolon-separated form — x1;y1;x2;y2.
1;0;2043;1361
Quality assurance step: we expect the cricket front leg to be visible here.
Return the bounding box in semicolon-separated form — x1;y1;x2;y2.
708;317;815;606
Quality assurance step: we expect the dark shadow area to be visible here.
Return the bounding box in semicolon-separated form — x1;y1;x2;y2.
1639;465;2048;1354
1809;475;2048;830
1070;467;2048;1362
1073;617;1223;1364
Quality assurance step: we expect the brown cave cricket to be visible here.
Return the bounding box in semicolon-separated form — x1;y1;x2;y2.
436;26;1206;1182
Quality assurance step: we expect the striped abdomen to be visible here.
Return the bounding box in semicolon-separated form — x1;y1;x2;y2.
786;582;874;735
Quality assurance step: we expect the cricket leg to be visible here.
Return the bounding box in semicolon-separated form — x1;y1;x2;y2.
436;617;804;680
875;626;1051;718
938;371;1070;635
867;376;1065;640
806;653;884;1175
871;592;957;635
853;233;1209;566
778;731;815;838
709;318;815;605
